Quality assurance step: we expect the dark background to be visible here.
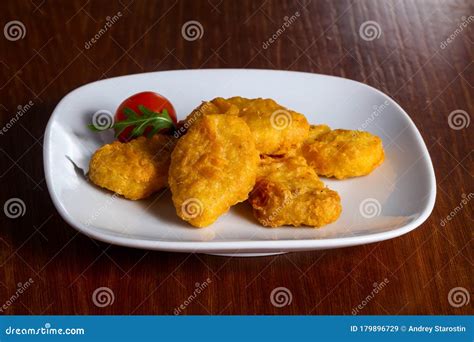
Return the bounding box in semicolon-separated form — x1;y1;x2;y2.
0;0;472;315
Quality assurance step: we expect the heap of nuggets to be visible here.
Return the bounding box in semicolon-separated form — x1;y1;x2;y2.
89;97;385;228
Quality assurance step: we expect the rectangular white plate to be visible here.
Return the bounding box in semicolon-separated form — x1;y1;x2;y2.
44;69;436;256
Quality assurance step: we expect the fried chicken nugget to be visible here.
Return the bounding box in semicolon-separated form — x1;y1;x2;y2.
249;155;342;228
182;97;309;155
176;99;240;135
228;97;310;155
302;125;385;179
89;135;176;200
169;115;259;227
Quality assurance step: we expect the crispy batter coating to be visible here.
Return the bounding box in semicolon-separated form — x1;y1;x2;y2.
302;125;385;179
249;155;342;228
182;97;309;155
306;124;331;140
169;115;259;227
88;135;176;200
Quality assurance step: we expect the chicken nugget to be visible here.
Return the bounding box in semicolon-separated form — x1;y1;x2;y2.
306;124;331;140
249;155;341;228
176;99;240;136
169;114;259;227
302;125;384;179
232;97;309;155
89;134;176;200
181;97;309;155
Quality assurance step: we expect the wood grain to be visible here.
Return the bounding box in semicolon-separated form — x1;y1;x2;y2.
0;0;472;315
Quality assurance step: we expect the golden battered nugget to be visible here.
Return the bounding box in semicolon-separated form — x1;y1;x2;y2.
306;124;331;140
249;155;341;228
176;99;240;136
169;115;259;227
89;135;176;200
182;97;309;155
302;125;384;179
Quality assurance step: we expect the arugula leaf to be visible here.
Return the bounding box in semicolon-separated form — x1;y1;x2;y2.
87;124;104;132
122;107;139;119
87;105;175;140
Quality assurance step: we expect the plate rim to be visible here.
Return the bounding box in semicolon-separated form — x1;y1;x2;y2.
43;68;437;253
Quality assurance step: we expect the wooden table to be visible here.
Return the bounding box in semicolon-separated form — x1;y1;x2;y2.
0;0;472;315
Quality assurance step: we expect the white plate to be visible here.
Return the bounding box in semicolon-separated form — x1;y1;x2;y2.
44;69;436;256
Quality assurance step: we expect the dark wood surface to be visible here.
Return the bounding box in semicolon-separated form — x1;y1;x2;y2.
0;0;472;315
